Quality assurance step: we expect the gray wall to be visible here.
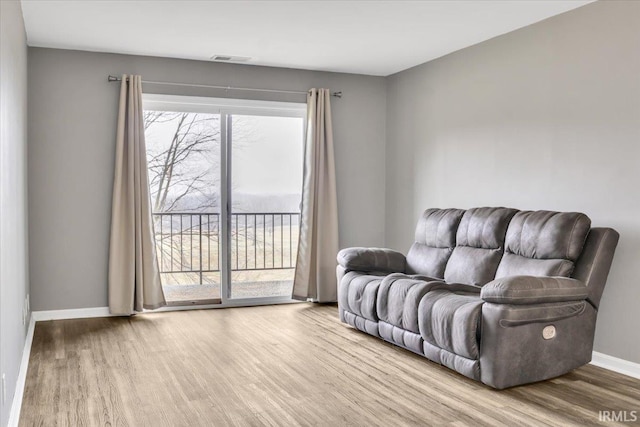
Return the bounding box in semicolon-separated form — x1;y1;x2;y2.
386;0;640;363
28;48;387;311
0;1;29;425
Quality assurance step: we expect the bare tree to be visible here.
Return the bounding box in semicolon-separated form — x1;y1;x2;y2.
145;111;220;213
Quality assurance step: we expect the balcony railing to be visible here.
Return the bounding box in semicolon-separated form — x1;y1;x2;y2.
152;212;300;285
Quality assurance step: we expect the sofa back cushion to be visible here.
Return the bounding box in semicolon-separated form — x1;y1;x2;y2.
406;208;465;279
444;207;518;286
495;210;591;279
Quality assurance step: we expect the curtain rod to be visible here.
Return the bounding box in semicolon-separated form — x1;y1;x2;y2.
107;75;342;98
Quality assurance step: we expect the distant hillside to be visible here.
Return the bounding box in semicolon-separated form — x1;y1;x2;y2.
161;192;301;213
232;193;301;213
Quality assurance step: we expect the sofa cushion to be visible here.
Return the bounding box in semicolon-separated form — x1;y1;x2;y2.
418;288;484;360
495;211;591;279
376;273;445;333
406;208;465;278
338;271;384;322
444;207;518;286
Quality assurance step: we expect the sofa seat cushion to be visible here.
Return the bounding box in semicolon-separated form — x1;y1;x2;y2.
338;271;384;321
418;289;484;360
376;273;445;333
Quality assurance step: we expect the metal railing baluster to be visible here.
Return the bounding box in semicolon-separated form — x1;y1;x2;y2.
199;214;203;285
170;215;174;271
244;215;248;270
159;214;164;271
235;214;239;270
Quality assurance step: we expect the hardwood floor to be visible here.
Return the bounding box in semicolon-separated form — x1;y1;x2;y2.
20;304;640;426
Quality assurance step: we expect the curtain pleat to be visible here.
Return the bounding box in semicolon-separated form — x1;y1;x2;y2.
292;89;340;302
108;74;165;315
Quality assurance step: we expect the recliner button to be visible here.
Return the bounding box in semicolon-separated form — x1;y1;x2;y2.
543;325;556;340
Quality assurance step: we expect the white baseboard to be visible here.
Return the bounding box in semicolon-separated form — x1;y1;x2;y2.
7;315;35;427
591;351;640;380
31;306;114;321
31;299;301;321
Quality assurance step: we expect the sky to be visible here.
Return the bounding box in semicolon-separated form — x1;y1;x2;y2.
144;111;304;208
232;115;303;196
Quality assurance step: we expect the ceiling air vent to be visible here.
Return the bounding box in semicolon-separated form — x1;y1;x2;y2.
210;54;251;62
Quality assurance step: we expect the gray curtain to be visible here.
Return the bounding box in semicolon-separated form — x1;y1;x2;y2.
108;74;165;315
292;89;340;302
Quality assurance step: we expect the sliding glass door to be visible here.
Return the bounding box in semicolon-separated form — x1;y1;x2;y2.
143;95;305;306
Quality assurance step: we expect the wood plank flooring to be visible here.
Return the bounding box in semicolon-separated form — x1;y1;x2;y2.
20;304;640;426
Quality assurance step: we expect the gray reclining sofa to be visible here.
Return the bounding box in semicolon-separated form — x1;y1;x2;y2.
337;207;619;389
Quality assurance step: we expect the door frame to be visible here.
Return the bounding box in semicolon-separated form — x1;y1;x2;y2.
143;94;306;307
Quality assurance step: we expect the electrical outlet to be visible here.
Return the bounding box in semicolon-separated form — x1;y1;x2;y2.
2;373;6;404
27;293;30;313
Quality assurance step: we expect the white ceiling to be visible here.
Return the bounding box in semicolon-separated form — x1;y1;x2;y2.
20;0;593;76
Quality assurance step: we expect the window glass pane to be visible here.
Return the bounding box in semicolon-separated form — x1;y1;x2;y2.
144;111;221;304
230;115;304;299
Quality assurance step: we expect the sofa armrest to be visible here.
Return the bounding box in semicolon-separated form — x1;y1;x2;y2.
481;275;588;305
337;247;406;273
